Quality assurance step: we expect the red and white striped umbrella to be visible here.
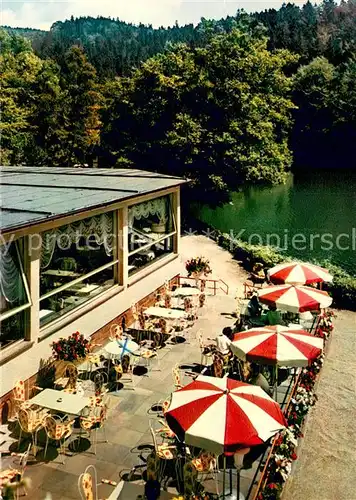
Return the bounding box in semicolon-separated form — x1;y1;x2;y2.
267;262;332;285
165;375;286;455
231;325;323;367
257;284;332;313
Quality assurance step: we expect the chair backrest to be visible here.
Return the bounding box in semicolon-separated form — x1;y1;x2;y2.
196;330;204;348
110;324;123;340
121;354;130;374
19;443;31;472
172;364;181;389
130;303;138;321
193;451;217;472
18;408;39;433
164;293;172;308
152;332;162;349
13;380;26;401
159;318;167;334
88;395;103;408
44;415;69;440
78;465;97;500
184;297;192;312
162;398;171;415
138;312;146;329
149;421;159;452
213;353;224;378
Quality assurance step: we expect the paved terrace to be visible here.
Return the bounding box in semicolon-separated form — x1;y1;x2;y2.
1;236;252;499
3;236;352;500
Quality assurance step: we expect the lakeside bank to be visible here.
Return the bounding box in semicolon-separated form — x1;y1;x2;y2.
182;217;356;311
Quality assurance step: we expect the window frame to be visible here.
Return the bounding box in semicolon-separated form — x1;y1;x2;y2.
38;210;119;321
127;194;177;259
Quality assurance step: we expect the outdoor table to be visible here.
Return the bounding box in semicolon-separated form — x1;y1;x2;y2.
103;338;139;359
66;283;99;296
144;306;186;320
39;309;55;319
29;389;90;416
172;287;200;297
42;269;80;278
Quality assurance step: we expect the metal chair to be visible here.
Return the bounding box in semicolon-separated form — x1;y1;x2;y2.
80;404;108;455
17;407;46;454
43;414;75;464
190;450;220;496
0;444;31;500
172;364;183;390
78;464;98;500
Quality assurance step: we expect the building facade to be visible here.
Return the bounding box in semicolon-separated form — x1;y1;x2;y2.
0;167;186;420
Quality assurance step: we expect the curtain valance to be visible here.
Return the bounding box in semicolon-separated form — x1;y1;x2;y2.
128;196;167;227
41;213;114;269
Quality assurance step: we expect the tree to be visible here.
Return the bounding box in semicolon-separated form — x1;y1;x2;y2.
57;46;103;166
102;28;297;202
292;57;336;167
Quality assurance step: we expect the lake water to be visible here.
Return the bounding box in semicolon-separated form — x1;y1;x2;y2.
193;170;356;275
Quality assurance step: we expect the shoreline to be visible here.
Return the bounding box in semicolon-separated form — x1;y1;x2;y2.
182;216;356;311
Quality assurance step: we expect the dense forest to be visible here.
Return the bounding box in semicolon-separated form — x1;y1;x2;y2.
1;0;356;202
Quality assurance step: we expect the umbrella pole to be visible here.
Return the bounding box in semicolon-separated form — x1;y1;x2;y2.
237;468;241;500
274;365;278;401
222;455;226;499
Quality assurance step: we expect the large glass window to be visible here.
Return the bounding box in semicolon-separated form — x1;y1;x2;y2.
39;211;117;327
128;194;176;275
0;240;31;349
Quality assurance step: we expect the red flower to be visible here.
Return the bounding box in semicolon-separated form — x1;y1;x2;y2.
291;452;298;460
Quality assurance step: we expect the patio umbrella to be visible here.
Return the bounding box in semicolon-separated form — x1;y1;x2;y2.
230;325;324;368
166;375;286;498
267;262;332;285
257;284;332;313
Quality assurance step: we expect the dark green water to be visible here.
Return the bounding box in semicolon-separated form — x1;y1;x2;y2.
194;170;356;275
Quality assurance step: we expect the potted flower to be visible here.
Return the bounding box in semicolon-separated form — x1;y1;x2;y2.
185;257;212;279
51;331;90;363
151;213;168;233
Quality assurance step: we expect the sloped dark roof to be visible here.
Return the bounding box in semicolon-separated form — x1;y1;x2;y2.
0;166;186;232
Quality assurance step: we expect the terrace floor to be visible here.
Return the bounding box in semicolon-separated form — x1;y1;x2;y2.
3;235;352;500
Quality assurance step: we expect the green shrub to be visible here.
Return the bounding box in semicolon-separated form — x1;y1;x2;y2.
215;230;356;311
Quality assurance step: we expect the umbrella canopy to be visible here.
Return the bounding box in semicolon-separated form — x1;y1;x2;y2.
257;284;332;313
267;262;332;285
231;325;323;367
165;375;286;455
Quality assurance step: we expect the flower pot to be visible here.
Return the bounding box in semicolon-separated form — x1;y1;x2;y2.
151;222;166;233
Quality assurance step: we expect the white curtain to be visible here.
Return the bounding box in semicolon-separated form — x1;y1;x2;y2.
128;197;167;228
0;243;26;307
40;213;114;269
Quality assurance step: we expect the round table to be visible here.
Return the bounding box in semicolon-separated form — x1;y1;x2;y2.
103;338;139;359
144;306;186;320
172;287;200;297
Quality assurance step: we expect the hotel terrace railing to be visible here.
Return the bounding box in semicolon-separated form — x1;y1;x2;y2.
178;275;229;295
249;371;302;500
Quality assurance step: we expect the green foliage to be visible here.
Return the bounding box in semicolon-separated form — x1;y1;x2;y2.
214;230;356;311
103;29;296;201
0;30;102;166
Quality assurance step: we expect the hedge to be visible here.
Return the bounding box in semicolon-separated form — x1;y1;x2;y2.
216;231;356;311
183;216;356;311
